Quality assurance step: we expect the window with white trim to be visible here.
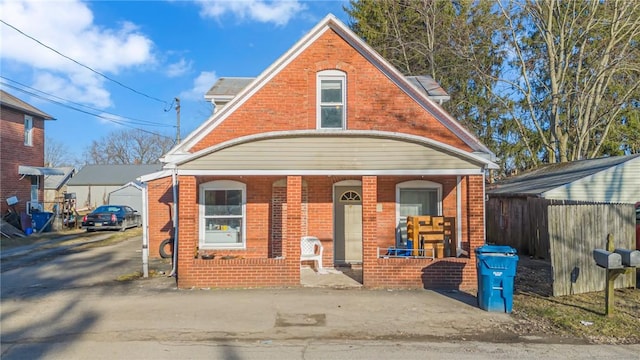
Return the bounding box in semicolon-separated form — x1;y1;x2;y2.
24;115;33;146
395;180;442;247
317;70;346;129
199;180;246;249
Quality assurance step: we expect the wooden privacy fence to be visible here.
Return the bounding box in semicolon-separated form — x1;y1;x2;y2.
486;197;551;259
487;198;635;296
548;204;635;296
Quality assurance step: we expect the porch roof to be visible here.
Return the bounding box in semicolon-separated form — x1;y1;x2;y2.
18;165;64;176
167;130;498;176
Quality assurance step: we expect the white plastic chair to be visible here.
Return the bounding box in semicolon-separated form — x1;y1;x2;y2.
300;236;326;274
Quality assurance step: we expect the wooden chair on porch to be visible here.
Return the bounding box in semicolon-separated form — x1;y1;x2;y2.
301;236;327;274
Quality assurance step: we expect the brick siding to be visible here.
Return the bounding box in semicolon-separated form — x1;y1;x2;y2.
1;107;46;215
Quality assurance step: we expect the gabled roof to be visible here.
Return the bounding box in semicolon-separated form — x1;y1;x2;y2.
487;154;640;196
165;14;493;160
67;164;163;186
44;167;76;190
109;181;143;194
0;90;54;120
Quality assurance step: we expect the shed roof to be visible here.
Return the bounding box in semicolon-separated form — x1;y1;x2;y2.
405;76;450;103
0;90;54;120
44;167;76;190
204;77;255;102
67;164;163;186
487;154;640;196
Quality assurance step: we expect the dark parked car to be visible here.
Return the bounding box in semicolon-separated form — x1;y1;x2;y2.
82;205;141;232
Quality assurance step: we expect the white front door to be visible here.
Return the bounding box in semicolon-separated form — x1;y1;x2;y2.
334;186;362;264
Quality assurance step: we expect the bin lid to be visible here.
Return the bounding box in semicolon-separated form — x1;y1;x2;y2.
475;244;517;255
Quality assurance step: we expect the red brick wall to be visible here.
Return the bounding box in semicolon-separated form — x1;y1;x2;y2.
146;176;174;258
1;107;46;215
363;175;483;290
175;175;301;288
190;29;471;153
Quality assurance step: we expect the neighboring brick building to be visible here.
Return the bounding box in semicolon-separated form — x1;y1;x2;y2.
1;90;61;225
140;15;498;290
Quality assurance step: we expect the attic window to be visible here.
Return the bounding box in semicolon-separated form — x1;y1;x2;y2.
317;70;346;129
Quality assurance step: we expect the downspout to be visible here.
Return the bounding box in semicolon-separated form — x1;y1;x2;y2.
141;183;149;278
482;166;487;244
169;168;179;277
456;175;462;257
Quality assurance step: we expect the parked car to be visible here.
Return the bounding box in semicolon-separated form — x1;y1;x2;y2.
82;205;141;232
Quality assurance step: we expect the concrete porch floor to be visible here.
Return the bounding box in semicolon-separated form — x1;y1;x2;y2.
300;265;363;288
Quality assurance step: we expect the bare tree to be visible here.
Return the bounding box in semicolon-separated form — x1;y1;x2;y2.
84;129;174;165
497;0;640;163
45;137;75;167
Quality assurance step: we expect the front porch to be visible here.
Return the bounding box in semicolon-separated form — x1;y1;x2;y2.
173;174;484;290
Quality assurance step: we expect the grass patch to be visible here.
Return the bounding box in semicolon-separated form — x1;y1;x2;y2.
511;274;640;344
74;227;143;250
2;227;143;253
116;269;161;282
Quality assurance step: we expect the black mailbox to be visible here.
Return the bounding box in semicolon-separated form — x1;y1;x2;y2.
614;249;640;267
593;249;623;269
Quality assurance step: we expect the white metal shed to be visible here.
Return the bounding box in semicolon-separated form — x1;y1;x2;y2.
108;182;143;215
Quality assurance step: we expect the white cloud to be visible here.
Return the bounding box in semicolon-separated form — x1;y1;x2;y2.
0;0;156;109
180;71;217;101
196;0;306;26
166;58;192;78
32;71;112;109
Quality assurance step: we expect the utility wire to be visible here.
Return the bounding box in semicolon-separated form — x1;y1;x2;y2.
0;19;171;109
1;82;174;140
0;76;175;128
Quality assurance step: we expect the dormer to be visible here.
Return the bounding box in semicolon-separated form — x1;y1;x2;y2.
405;75;450;105
204;77;255;114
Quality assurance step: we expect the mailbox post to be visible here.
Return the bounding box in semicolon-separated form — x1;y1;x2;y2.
593;234;638;317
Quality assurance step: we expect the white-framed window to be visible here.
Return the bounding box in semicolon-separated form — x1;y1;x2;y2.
199;180;246;249
396;180;442;222
24;115;33;146
317;70;346;129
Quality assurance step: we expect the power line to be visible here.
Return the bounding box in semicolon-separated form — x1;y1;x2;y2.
0;19;171;108
0;76;175;128
1;82;174;140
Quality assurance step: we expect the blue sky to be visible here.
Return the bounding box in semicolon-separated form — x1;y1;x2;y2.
0;0;350;162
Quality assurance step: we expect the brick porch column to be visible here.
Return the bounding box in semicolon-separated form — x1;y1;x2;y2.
466;175;485;288
285;176;302;281
361;175;378;287
177;175;197;287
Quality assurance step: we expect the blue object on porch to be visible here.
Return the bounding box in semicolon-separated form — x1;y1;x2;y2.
475;244;519;313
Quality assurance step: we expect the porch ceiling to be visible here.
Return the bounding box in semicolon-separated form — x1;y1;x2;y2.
176;132;492;175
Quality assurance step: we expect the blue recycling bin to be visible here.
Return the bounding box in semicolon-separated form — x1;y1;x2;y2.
31;212;53;232
475;244;519;313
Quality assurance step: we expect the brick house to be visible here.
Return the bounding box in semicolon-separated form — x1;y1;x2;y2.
140;14;498;290
1;90;62;221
